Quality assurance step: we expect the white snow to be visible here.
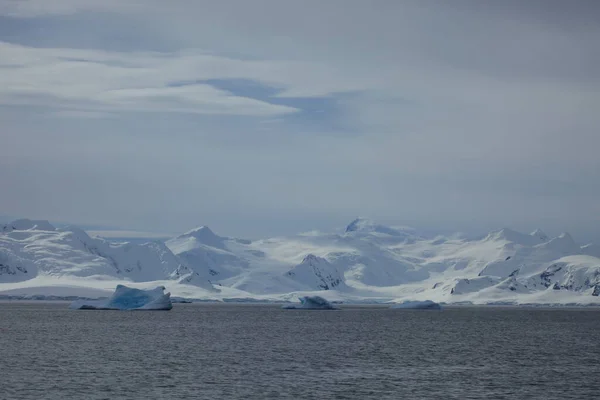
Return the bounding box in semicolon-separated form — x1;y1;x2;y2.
285;254;346;291
0;220;214;290
282;295;337;310
390;300;442;310
2;217;600;306
69;284;172;310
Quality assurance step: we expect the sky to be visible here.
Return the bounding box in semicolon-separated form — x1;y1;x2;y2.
1;0;599;241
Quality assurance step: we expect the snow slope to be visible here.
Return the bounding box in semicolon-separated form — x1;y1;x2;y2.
1;217;600;305
0;219;214;291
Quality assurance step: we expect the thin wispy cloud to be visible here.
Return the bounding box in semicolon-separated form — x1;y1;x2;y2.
49;110;113;119
0;42;301;116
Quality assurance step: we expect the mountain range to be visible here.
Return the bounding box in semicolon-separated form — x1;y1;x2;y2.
1;218;599;304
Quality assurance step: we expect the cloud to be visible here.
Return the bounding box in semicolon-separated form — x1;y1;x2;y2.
0;41;301;116
49;110;113;119
0;0;133;18
0;1;599;240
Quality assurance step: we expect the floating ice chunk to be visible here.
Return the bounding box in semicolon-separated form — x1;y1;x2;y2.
69;285;172;310
282;295;338;310
390;300;442;310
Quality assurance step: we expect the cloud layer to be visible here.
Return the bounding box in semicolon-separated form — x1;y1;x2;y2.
1;0;599;240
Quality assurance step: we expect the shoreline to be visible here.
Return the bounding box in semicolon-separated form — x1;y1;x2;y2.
2;296;600;308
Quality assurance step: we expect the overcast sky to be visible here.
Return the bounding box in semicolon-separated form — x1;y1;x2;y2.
1;0;599;240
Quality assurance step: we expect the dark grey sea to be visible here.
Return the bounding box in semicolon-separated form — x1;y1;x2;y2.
1;303;599;399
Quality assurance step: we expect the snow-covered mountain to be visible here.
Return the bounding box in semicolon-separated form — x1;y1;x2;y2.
1;217;599;305
0;219;214;290
286;254;346;291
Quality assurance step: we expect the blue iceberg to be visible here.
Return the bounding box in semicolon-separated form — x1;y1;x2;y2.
69;285;173;310
390;300;442;310
283;296;338;310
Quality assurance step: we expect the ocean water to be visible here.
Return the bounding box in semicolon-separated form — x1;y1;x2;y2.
1;303;599;399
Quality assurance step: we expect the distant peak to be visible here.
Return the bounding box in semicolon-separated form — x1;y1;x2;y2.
557;232;575;243
183;226;216;237
530;228;549;242
61;225;92;241
301;253;325;264
496;227;519;236
3;219;56;232
539;232;578;253
345;218;373;233
176;225;225;249
581;243;600;258
485;228;537;245
344;218;408;236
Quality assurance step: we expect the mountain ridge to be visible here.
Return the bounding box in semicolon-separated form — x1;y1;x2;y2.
1;218;599;305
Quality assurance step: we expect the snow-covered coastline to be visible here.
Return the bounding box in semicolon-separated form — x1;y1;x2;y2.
2;218;600;306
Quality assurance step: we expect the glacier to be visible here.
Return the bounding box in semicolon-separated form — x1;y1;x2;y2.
390;300;442;310
69;285;173;310
283;296;338;310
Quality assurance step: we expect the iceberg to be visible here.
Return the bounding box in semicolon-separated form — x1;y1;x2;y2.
282;295;338;310
390;300;442;310
69;285;173;310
